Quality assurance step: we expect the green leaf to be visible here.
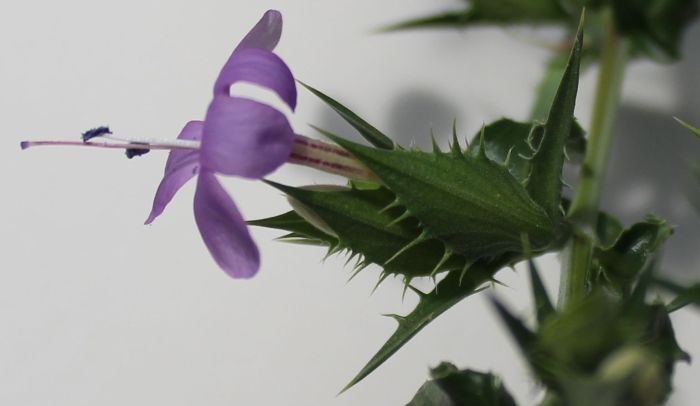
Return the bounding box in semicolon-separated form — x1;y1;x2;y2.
643;304;691;364
467;118;587;185
383;0;570;31
592;216;673;296
247;210;337;247
521;290;689;401
491;297;537;351
467;119;535;184
343;258;510;392
321;128;558;262
407;362;518;406
489;297;556;386
612;0;699;60
258;184;465;277
666;283;700;312
593;208;624;249
675;117;700;138
299;81;394;149
561;198;624;247
528;259;556;325
526;15;583;219
530;51;572;122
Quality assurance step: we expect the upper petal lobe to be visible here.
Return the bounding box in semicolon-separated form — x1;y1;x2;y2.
235;9;283;52
213;48;296;110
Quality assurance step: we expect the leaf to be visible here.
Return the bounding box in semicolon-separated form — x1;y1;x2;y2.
343;257;511;392
466;119;535;184
561;198;624;248
522;290;688;401
530;51;572;122
489;296;556;386
299;81;394;149
247;210;337;246
526;15;583;219
467;118;587;185
611;0;699;61
643;304;691;364
593;208;624;249
258;183;466;277
407;362;518;406
528;259;556;325
321;128;558;262
592;216;673;296
675;117;700;138
382;0;570;31
666;283;700;312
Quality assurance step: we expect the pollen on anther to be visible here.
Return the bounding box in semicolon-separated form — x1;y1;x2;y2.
81;126;112;142
125;148;150;159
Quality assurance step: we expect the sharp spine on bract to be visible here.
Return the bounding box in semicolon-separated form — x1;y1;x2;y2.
459;260;475;286
371;272;391;294
386;210;412;227
401;277;413;301
378;197;402;214
430;130;442;154
344;251;360;267
384;231;429;266
324;244;343;261
405;283;427;298
347;263;366;283
430;248;454;277
382;313;405;323
563;146;572;161
561;178;573;189
490;277;508;288
504;146;515;167
476;126;488;160
450;120;463;158
353;259;369;273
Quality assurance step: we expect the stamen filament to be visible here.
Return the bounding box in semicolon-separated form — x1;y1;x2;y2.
20;140;199;151
21;134;378;183
100;134;200;149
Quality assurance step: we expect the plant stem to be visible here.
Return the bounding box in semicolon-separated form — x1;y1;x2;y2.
559;10;630;308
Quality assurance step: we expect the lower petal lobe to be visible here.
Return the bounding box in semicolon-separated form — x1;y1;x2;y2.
193;171;260;278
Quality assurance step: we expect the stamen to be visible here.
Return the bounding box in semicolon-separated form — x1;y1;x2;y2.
20;140;198;151
22;131;378;183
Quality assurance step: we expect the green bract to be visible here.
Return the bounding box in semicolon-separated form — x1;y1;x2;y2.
492;288;690;406
407;362;517;406
324;131;557;261
386;1;698;61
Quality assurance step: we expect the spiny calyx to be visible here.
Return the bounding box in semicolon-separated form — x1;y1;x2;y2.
318;129;559;260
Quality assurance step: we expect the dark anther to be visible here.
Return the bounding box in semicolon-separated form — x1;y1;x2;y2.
81;126;112;142
125;143;150;159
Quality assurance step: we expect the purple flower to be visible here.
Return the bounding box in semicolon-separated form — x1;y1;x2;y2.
22;9;377;278
144;10;297;279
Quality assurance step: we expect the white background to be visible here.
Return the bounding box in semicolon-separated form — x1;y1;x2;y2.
2;1;699;405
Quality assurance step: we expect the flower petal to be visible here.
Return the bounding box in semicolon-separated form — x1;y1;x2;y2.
200;96;295;178
145;121;203;224
235;9;283;52
194;171;260;278
213;48;296;110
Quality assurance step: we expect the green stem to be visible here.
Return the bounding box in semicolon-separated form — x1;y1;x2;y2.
559;10;630;308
